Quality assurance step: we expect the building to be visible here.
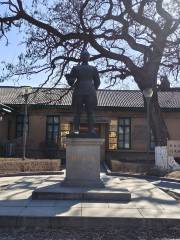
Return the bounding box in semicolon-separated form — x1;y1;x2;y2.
0;86;180;167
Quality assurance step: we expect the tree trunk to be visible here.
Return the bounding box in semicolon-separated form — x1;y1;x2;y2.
149;90;169;146
136;72;169;146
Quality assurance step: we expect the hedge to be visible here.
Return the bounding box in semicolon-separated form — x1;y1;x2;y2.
0;158;61;173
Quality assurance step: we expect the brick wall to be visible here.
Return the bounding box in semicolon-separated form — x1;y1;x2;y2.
0;107;180;161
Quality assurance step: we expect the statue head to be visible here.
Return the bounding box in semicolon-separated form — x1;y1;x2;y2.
80;50;90;62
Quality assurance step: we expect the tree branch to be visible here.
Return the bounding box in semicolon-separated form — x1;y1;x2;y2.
156;0;173;23
89;32;140;74
122;0;162;34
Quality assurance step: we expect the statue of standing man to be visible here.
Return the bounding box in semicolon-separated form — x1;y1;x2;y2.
65;51;100;136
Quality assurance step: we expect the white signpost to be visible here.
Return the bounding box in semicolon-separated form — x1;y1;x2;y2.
155;140;180;170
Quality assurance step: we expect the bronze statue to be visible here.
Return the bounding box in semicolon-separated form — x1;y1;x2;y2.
65;51;100;136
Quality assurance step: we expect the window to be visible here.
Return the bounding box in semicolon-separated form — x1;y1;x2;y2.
16;115;29;138
108;120;118;150
46;116;59;143
108;118;131;150
60;123;71;148
118;118;131;149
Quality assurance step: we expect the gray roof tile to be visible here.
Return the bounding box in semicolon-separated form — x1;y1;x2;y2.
0;86;180;109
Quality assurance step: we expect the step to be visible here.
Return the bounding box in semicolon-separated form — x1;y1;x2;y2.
32;184;131;202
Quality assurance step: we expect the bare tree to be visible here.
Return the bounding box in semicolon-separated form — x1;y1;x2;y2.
0;0;179;145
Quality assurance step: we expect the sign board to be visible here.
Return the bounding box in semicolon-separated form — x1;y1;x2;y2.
155;146;168;169
61;116;110;123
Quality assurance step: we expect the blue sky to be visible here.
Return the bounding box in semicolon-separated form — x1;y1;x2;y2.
0;31;138;89
0;1;138;90
0;0;178;90
0;28;47;87
1;28;178;90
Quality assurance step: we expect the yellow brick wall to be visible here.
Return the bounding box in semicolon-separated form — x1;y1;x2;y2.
1;109;180;155
164;112;180;140
0;116;8;143
27;114;46;149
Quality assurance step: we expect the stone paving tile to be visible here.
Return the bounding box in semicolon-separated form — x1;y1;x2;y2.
0;206;24;216
20;206;56;217
48;176;65;180
0;176;20;182
103;177;121;187
134;201;164;210
108;201;137;209
54;200;81;208
132;191;155;198
82;202;109;208
134;198;178;210
0;175;179;219
152;179;180;194
34;182;60;188
20;206;81;217
0;199;30;207
131;185;158;193
139;206;180;219
132;189;177;210
159;203;180;211
0;182;10;188
0;190;32;200
138;208;170;219
149;188;177;199
82;208;142;218
28;200;56;207
161;210;180;219
54;206;81;216
139;208;165;218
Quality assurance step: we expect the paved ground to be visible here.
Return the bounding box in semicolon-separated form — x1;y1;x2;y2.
0;172;179;219
150;178;180;195
0;173;180;239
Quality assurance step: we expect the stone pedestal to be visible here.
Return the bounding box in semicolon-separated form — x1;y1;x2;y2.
32;137;131;202
62;138;105;188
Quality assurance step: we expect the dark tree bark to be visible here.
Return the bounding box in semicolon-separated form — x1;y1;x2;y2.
150;90;170;146
136;76;170;146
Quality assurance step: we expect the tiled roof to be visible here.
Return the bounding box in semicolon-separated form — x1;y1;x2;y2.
0;86;180;109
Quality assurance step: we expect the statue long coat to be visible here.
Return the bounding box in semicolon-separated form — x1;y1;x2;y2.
67;63;100;110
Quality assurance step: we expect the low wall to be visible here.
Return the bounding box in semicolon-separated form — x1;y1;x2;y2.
110;160;153;173
106;151;155;164
0;158;61;174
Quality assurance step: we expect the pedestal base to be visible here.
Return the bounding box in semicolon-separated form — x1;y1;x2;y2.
32;137;131;202
61;178;104;188
32;184;131;202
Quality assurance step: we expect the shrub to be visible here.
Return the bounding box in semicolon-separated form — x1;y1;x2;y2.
0;158;61;174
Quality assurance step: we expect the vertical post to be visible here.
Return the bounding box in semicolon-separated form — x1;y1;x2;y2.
143;88;153;163
7;119;11;140
22;94;28;160
146;97;150;162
